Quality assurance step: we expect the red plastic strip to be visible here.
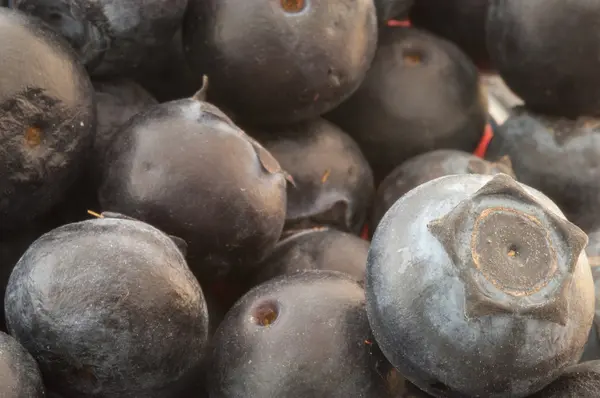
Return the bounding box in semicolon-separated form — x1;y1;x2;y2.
473;124;494;159
387;19;412;27
361;223;370;241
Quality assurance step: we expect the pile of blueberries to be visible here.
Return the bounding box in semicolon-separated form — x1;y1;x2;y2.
1;0;600;397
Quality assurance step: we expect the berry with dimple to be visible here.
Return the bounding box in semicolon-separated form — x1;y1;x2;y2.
206;270;392;397
410;0;492;69
326;26;487;183
0;8;95;230
183;0;378;125
367;173;594;397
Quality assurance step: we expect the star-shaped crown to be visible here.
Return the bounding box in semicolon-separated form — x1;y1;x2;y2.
428;174;588;326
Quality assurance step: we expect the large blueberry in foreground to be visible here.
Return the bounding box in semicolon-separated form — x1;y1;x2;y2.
207;270;391;397
366;173;594;397
0;8;95;230
487;0;600;117
4;214;209;398
182;0;377;125
0;331;45;397
12;0;188;76
99;80;287;282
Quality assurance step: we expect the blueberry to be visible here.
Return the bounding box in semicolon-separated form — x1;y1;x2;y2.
366;173;594;397
0;331;45;397
326;27;487;183
528;360;600;397
4;215;209;397
485;109;600;232
372;149;514;233
0;8;96;230
92;78;157;181
253;227;370;285
487;0;600;117
12;0;188;76
98;79;287;282
206;270;392;397
250;118;374;235
182;0;378;125
410;0;491;68
133;29;202;103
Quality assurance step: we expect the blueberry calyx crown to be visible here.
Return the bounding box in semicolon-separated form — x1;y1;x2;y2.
428;173;588;326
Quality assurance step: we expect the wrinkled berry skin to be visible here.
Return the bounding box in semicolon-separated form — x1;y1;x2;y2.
0;331;46;397
367;173;594;397
11;0;188;76
183;0;377;125
99;96;287;282
327;27;487;183
528;360;600;398
251;118;374;235
485;109;600;232
487;0;600;117
372;149;514;233
207;270;392;398
0;8;95;230
4;217;209;398
253;227;370;286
